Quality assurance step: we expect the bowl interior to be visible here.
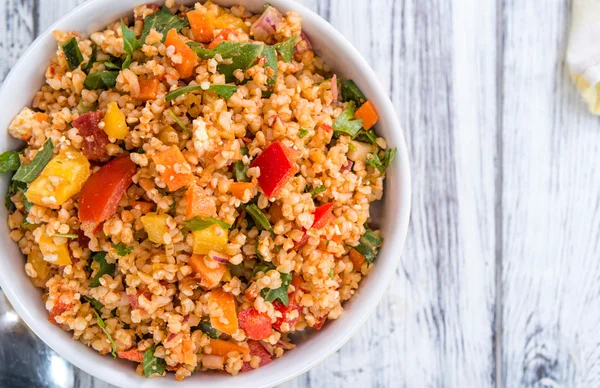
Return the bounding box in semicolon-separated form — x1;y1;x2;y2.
0;0;411;387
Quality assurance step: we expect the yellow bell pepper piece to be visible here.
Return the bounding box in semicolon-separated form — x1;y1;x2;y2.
158;126;179;145
103;101;128;139
141;212;171;244
193;224;228;254
27;250;51;280
214;13;248;33
26;147;90;209
39;232;71;266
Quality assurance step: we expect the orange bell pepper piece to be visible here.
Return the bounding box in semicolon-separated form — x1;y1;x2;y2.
164;29;199;79
230;181;255;199
188;10;216;43
186;183;216;219
354;100;379;130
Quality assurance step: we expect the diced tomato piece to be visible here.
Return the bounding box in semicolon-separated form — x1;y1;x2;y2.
48;300;72;324
188;10;216;43
164;29;199;79
207;28;237;49
78;156;137;232
129;290;152;310
251;142;298;198
354;100;379;130
321;123;332;132
72;111;110;161
272;297;302;332
137;78;160;101
312;203;334;229
291;274;302;291
118;349;143;363
241;341;272;372
238;308;273;340
312;316;326;330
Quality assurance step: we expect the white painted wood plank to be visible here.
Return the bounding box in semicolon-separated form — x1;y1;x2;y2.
0;0;35;79
501;0;600;387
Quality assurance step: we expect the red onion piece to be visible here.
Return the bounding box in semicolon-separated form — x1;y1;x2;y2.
276;340;296;350
251;6;282;42
294;31;313;60
208;251;230;264
331;74;338;103
341;160;354;172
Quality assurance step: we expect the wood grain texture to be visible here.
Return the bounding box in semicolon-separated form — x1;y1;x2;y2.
0;0;35;79
501;0;600;387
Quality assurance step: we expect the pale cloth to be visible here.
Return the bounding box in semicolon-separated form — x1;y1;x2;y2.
567;0;600;114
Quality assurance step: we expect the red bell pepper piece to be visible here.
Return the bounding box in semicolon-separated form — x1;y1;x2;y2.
72;111;110;162
312;316;327;330
241;341;272;372
294;203;335;249
238;308;273;340
79;156;137;232
272;274;303;331
251;141;297;198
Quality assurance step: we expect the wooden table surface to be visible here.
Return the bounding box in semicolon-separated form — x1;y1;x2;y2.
1;0;598;387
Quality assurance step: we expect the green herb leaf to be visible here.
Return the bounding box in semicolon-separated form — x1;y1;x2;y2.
165;84;237;102
260;272;292;305
194;320;220;339
341;80;367;107
120;19;141;70
103;61;122;70
233;161;250;182
83;296;104;311
311;185;326;198
92;308;117;357
215;42;263;82
84;71;119;90
167;197;177;215
13;139;54;183
143;344;166;377
329;268;334;279
165;109;190;135
365;153;385;173
140;6;188;44
113;243;134;256
62;38;84;71
383;148;397;170
187;42;218;59
82;45;97;73
245;204;273;233
22;193;32;212
333;102;363;138
89;252;116;288
353;228;383;264
5;180;26;210
355;129;377;145
298;129;309;139
183;216;231;232
207;84;238;100
262;45;278;87
274;36;296;63
252;262;276;278
0;151;21;174
52;233;78;239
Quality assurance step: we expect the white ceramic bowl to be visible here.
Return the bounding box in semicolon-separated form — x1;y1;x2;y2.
0;1;411;386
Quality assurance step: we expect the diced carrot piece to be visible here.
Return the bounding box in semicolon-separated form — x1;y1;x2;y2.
209;339;249;356
118;349;143;363
230;181;255;199
332;234;343;244
164;29;199;79
186;183;216;219
132;201;155;213
354;100;379;130
188;10;216;43
238;308;272;340
349;248;366;269
209;288;238;335
151;145;194;192
189;254;226;289
137;78;160;101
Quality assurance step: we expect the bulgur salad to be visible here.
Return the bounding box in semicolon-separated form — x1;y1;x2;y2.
2;0;396;380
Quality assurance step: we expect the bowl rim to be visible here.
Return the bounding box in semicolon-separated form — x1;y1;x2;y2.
0;0;412;387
